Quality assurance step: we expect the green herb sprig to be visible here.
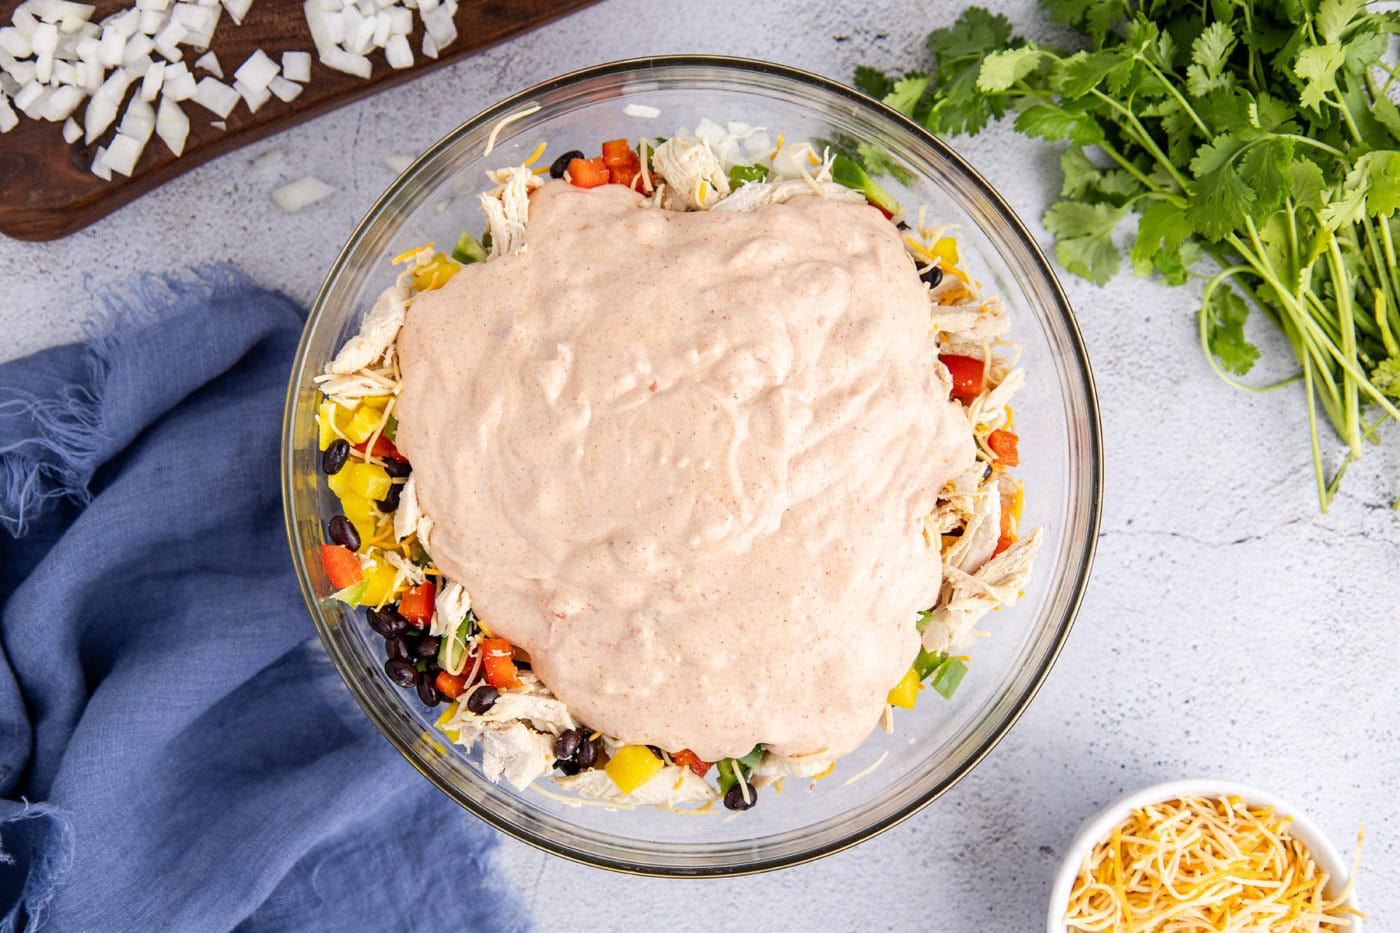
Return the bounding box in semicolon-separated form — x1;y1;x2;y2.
857;1;1400;509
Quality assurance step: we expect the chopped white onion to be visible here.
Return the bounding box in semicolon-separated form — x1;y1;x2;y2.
41;82;83;120
140;58;163;100
220;0;252;24
266;74;301;102
232;76;268;111
383;151;411;173
0;96;18;133
117;93;154;142
193;49;219;76
155;93;187;154
61;114;80;141
383;32;410;69
90;143;111;179
623;103;660;119
250;145;281;168
280;49;310;82
191;74;236;117
103;130;144;175
232;47;277;90
270;174;333;212
84;67;128;141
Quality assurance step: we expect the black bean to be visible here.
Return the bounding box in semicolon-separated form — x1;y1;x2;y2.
365;607;402;637
382;457;412;478
327;515;360;551
415;635;441;658
549;149;585;179
554;759;582;776
417;678;441;706
385;657;419;687
574;736;598;769
896;220;911;231
466;685;499;714
920;265;944;288
422;659;441;677
385;635;410;660
378;483;403;513
723;782;757;811
554;729;582;761
322;439;350;475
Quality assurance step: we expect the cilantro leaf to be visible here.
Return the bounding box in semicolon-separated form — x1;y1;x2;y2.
1044;200;1127;284
1287;159;1328;212
1357;151;1400;217
1190;160;1255;241
1043;0;1122;48
926;7;1015;61
977;47;1045;92
883;75;931;117
1059;146;1101;198
1315;0;1366;44
1054;49;1134;98
1294;41;1346;110
1372;357;1400;399
1203;285;1260;375
1186;21;1237;98
1239;136;1295;218
854;66;895;100
1131;200;1193;276
1377;99;1400;144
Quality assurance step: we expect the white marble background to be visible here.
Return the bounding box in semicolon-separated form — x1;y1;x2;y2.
2;1;1395;929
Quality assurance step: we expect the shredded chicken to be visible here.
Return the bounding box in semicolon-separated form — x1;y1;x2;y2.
479;723;554;789
750;751;834;789
392;474;421;543
710;178;864;213
431;580;471;639
942;482;1001;575
651;136;729;210
921;528;1043;654
479;164;542;258
328;285;409;374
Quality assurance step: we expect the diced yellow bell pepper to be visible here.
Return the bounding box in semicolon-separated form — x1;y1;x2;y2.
411;253;462;291
330;462;391;502
338;493;378;549
360;395;393;409
360;558;401;607
317;400;351;451
932;236;959;268
343;404;385;445
886;667;921;709
604;745;665;794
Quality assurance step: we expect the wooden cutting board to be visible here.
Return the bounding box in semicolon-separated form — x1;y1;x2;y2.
0;0;598;241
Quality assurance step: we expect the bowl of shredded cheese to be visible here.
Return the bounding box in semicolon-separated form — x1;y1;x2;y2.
1049;779;1364;933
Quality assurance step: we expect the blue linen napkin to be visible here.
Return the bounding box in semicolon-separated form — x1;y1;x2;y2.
0;267;525;932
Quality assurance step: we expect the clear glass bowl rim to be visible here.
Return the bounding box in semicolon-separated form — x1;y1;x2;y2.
282;54;1104;877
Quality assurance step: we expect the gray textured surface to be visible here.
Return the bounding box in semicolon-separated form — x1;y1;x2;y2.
2;1;1396;929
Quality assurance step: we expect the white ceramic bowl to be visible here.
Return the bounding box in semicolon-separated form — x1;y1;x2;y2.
1047;779;1362;933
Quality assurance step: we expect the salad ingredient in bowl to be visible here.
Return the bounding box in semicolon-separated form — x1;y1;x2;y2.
313;123;1041;809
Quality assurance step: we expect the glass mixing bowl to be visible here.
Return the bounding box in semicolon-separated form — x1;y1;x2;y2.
282;56;1102;876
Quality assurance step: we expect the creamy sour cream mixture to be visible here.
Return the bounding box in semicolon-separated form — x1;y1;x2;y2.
395;181;975;761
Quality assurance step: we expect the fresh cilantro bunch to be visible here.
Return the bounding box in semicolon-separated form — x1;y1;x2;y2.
856;1;1400;509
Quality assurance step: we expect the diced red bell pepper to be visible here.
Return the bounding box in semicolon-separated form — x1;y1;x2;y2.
353;434;401;460
567;157;610;189
868;198;894;220
939;354;985;402
987;429;1020;467
600;138;641;187
320;544;363;590
993;497;1017;556
481;637;522;689
398;581;435;627
670;749;712;777
435;670;470;699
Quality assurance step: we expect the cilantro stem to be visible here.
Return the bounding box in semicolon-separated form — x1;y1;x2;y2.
1087;88;1190;190
1135;56;1209;136
1326;238;1363;456
1303;353;1330;510
1199;266;1302;392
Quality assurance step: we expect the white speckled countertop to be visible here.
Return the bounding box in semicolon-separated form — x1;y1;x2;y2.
3;0;1396;928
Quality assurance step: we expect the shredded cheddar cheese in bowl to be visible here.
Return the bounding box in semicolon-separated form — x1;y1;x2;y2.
1064;795;1364;933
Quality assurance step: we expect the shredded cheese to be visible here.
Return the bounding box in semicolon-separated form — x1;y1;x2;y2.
1065;796;1364;932
482;102;540;157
